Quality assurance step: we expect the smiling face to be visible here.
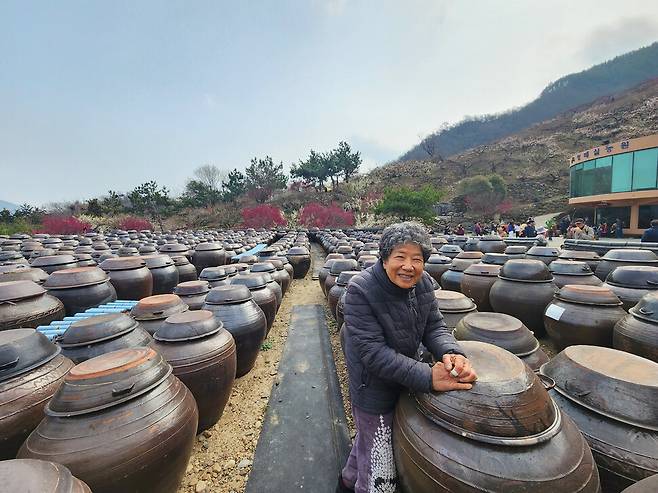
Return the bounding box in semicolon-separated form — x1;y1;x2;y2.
383;242;425;289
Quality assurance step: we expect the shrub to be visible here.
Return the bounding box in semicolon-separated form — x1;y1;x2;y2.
116;216;153;231
37;215;91;235
298;202;355;228
241;205;287;229
373;186;443;224
457;174;507;213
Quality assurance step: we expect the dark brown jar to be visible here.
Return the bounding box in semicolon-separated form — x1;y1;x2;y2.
0;280;65;331
336;289;347;329
319;259;338;297
272;255;295;281
621;475;658;492
18;347;198;493
438;244;462;259
460;264;500;312
44;267;117;316
269;259;291;296
541;346;658;493
174;280;210;310
328;271;360;320
202;285;266;377
558;249;600;273
603;265;658;312
503;245;527;259
0;459;91;492
200;266;230;288
0;251;29;265
57;313;152;364
250;264;282;311
286;246;311;279
489;259;556;337
159;242;191;259
549;260;602;289
230;273;277;335
0;264;49;284
394;341;600;493
152;310;236;432
595;249;658;281
481;253;509;265
454;312;548;371
440;264;467;292
434;290;478;330
525;246;560;266
0;329;73;459
99;257;153;301
171;255;198;282
192;242;227;275
544;285;625;351
476;235;506;253
130;294;189;335
325;259;359;297
613;292;658;363
424;255;452;284
30;255;79;275
72;253;96;267
141;254;179;295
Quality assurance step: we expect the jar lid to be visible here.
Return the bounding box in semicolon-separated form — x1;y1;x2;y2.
174;280;210;296
416;341;559;445
336;270;360;287
549;260;592;276
438;245;462;253
159;243;189;254
601;249;658;262
31;254;77;268
130;294;188;320
0;279;46;302
250;262;276;274
47;347;172;416
258;247;278;258
0;264;49;284
287;246;310;256
195;242;224;252
0;329;61;382
170;255;191;266
0;459;91;493
99;257;147;271
330;259;358;275
426;254;451;265
230;273;267;290
605;265;658;288
629;291;658;323
454;312;538;356
200;267;227;281
456;251;483;260
558;249;600;261
478;235;503;241
481;253;509;265
526;246;560;258
205;285;253;304
499;259;553;282
58;313;140;347
555;284;621;306
541;345;658;430
434;290;477;312
336;246;353;254
43;266;109;289
503;246;527;254
463;263;501;277
154;310;223;342
141;254;174;269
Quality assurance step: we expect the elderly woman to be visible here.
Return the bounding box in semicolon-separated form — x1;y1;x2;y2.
337;222;477;493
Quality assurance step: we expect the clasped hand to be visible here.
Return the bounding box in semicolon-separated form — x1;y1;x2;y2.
431;354;477;392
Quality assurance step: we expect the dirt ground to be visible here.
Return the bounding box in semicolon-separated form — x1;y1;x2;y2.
177;245;330;493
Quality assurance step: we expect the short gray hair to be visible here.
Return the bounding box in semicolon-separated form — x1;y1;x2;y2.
379;222;432;261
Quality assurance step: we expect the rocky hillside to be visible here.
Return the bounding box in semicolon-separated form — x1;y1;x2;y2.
363;78;658;218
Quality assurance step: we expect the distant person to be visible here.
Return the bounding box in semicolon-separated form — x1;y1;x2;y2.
507;221;516;238
524;219;536;238
641;219;658;242
612;218;624;238
559;215;571;236
443;225;450;235
567;218;595;240
454;224;465;236
474;222;482;236
599;222;608;238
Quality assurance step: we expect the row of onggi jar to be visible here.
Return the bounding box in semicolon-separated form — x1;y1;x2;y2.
0;229;312;492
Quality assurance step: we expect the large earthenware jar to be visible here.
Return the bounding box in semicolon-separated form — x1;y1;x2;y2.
0;264;49;285
0;459;91;492
319;259;338;297
549;260;602;289
130;294;189;335
325;259;359;298
171;255;198;282
286;246;311;279
621;475;658;492
603;265;658;312
460;264;500;312
30;255;78;275
230;273;277;335
541;346;658;493
202;285;266;377
174;280;210;310
273;255;295;282
454;312;548;371
0;280;65;331
476;235;506;254
558;249;601;273
424;255;452;285
199;266;230;288
504;245;527;259
250;263;283;310
142;254;179;295
438;244;462;259
192;242;227;275
394;341;600;493
440;264;467;292
57;313;152;364
481;252;509;266
99;257;153;301
328;271;360;321
525;246;560;266
463;237;481;252
269;259;291;296
544;285;625;351
489;259;556;337
613;292;658;363
595;249;658;281
152;310;236;432
159;242;191;260
18;347;198;493
434;290;477;330
43;267;117;316
0;329;73;459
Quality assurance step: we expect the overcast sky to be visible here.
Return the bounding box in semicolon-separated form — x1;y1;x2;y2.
1;0;657;206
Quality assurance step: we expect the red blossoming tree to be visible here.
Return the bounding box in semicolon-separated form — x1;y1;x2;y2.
117;216;153;231
38;215;92;235
241;205;287;229
298;202;355;228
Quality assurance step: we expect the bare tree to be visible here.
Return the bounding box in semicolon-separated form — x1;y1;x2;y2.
194;164;226;192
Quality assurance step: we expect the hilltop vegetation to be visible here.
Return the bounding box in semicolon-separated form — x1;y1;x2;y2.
400;42;658;162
